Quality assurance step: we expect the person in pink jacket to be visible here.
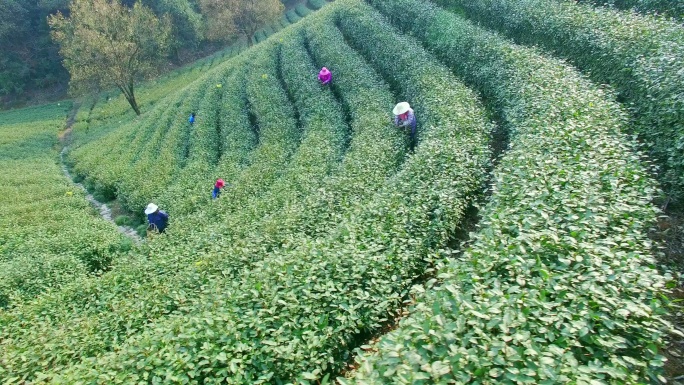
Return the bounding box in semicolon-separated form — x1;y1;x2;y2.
318;67;331;85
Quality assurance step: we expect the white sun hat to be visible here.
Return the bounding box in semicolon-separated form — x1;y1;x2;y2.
393;102;411;115
144;203;158;215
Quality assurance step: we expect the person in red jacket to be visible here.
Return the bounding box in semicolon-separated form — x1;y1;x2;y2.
212;178;226;199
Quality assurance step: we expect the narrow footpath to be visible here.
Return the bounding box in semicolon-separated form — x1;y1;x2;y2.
59;105;142;242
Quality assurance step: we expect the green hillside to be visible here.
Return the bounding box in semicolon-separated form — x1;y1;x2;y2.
0;101;130;309
0;0;681;383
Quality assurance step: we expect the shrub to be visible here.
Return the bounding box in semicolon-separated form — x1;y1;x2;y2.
0;109;127;309
263;24;275;36
135;224;148;237
72;174;84;184
445;0;684;202
349;0;671;382
271;21;283;32
577;0;684;19
0;254;89;310
50;2;490;381
286;9;302;23
295;3;313;17
280;14;291;27
90;191;108;203
308;0;327;10
254;29;267;43
113;215;132;226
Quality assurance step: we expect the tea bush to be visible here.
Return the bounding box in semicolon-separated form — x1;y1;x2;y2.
113;215;132;226
286;9;302;23
296;3;313;17
349;0;671;382
0;108;128;309
254;30;267;43
443;0;684;202
577;0;684;19
0;0;675;382
308;0;328;10
45;4;490;382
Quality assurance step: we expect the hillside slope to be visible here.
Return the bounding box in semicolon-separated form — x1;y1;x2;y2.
0;0;679;383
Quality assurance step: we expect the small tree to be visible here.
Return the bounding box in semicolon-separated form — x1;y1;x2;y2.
49;0;171;115
199;0;283;44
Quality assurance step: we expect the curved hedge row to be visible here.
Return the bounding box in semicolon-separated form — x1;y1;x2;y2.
0;39;312;378
107;92;190;215
347;0;671;382
153;68;233;217
111;62;240;216
254;30;268;43
169;28;350;248
212;67;258;197
67;65;213;215
189;70;227;166
113;79;204;214
280;14;291;28
70;91;181;203
0;17;408;380
266;17;406;241
67;51;254;217
308;0;328;10
45;3;490;382
0;112;129;309
175;42;300;225
295;3;313;17
69;117;138;190
286;9;302;23
443;0;684;202
577;0;684;19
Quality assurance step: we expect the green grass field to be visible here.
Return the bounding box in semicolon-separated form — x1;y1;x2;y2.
0;0;682;383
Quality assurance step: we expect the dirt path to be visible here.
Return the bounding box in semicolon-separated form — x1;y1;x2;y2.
59;105;142;242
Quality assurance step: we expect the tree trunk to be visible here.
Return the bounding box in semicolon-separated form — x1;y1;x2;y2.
127;93;141;116
119;82;141;115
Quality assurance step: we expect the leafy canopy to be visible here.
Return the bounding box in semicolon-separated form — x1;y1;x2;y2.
49;0;171;115
199;0;283;43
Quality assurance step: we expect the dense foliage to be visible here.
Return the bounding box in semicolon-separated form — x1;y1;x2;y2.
576;0;684;19
347;0;671;382
441;0;684;204
45;8;489;383
0;0;677;382
0;102;129;309
49;0;173;115
0;0;200;101
1;0;329;106
0;0;68;96
198;0;283;43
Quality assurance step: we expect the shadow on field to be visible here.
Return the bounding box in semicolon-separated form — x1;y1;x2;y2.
653;201;684;382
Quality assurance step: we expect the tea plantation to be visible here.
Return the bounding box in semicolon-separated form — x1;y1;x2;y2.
0;0;681;383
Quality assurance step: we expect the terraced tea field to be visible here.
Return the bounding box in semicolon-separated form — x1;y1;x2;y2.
0;0;682;383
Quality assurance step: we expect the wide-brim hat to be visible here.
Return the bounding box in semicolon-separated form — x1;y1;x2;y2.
393;102;411;115
320;67;330;75
144;203;158;215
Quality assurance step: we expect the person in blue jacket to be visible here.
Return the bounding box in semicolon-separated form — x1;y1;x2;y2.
188;113;196;125
145;203;169;233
